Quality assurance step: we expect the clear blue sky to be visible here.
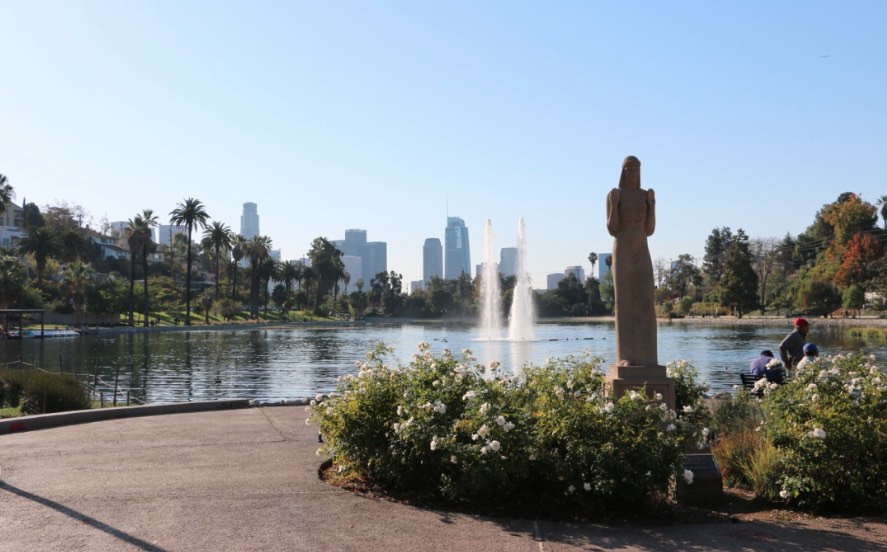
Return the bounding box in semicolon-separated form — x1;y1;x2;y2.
2;2;885;287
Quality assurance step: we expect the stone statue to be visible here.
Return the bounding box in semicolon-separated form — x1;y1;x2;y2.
606;155;658;367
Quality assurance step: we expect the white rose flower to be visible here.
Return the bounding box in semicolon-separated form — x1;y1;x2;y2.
496;415;506;427
683;470;694;484
489;440;501;452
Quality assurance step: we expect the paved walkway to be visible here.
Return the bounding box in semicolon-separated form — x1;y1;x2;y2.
2;406;886;551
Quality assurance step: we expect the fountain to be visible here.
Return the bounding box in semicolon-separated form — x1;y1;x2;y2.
508;216;535;341
479;219;502;340
477;217;535;342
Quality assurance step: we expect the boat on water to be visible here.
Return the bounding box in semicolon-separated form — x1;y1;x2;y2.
3;329;82;339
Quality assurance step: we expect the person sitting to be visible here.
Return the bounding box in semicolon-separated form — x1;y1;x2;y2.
796;343;820;370
763;358;785;384
750;350;775;377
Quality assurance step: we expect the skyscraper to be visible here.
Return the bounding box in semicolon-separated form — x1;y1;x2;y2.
241;202;259;239
423;238;443;282
499;247;518;277
334;229;387;284
444;216;470;279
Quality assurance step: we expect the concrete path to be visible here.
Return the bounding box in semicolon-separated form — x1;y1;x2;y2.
2;406;886;551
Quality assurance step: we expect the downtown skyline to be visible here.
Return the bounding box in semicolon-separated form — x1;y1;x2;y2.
2;2;885;285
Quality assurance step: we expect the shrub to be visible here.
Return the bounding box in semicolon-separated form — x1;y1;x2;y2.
761;353;887;513
0;369;91;415
311;343;705;516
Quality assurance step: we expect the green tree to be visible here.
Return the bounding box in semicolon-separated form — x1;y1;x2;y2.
665;254;702;300
0;174;13;217
842;284;865;316
307;237;345;306
201;221;233;299
588;252;598;278
230;234;246;300
18;226;60;284
0;255;27;308
750;237;779;314
243;235;272;317
169;198;210;325
703;227;733;287
137;210;158;327
62;260;92;327
717;229;759;318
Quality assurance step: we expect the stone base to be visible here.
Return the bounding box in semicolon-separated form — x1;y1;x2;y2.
675;453;724;506
606;364;676;410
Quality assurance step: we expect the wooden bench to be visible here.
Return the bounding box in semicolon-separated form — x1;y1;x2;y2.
740;373;765;395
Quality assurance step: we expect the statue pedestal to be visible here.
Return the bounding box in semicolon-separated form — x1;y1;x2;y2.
606;364;675;410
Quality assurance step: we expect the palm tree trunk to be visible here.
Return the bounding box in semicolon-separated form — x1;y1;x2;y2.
185;228;192;325
129;253;136;326
142;247;150;327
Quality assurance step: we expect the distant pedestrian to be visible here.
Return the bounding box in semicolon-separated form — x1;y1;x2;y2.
779;317;809;370
750;350;775;377
796;343;820;370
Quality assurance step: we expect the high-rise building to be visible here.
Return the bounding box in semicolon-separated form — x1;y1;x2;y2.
241;202;259;239
499;247;518;277
444;217;470;279
334;229;387;284
547;273;564;290
565;265;585;282
158;224;187;247
423;238;443;282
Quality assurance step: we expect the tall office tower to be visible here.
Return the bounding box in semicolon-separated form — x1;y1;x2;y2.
547;273;564;290
423;238;443;282
444;216;470;279
362;242;387;283
158;224;187;247
241;202;260;239
334;229;386;283
565;265;585;282
499;247;518;278
598;253;612;280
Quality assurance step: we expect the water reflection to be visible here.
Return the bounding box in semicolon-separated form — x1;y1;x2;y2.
3;322;887;403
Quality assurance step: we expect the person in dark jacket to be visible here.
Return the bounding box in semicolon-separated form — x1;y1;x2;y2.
779;317;809;370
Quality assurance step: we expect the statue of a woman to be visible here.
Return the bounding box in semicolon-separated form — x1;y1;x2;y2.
606;156;658;367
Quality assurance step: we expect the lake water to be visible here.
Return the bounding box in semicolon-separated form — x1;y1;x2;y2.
3;321;885;404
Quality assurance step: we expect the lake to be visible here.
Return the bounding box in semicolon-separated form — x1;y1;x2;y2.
2;320;885;404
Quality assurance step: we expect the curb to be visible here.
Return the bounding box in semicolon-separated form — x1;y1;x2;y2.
0;399;251;435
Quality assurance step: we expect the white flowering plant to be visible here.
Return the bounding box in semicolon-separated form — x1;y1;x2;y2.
310;343;704;516
761;353;887;513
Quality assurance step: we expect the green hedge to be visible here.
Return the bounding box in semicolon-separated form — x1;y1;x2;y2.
0;369;92;415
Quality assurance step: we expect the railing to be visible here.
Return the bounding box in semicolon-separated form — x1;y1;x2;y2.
1;359;145;408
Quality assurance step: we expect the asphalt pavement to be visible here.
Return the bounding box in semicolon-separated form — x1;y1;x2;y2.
2;404;886;551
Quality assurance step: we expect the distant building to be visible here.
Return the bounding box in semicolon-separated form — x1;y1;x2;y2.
341;255;363;292
564;265;585;282
423;238;443;282
547;273;564;290
241;202;259;239
410;279;426;293
88;231;128;260
158;224;187;247
334;229;387;284
444;217;471;279
0;199;25;248
499;247;518;277
598;253;612;280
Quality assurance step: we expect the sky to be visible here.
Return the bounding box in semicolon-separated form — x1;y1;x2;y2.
2;1;886;288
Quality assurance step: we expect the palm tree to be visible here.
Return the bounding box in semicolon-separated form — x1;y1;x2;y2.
201;221;233;299
0;254;26;309
588;252;598;277
0;174;13;217
878;196;887;230
18;226;60;285
126;218;143;326
62;260;92;327
169;198;210;325
230;234;246;300
278;260;300;295
243;235;272;317
138;210;158;327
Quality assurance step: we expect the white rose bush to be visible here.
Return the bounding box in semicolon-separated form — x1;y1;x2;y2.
760;353;887;513
310;342;707;516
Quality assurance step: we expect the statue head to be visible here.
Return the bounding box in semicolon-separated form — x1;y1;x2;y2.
619;156;641;190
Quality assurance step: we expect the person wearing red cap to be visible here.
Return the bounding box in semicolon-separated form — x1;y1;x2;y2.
779;317;810;371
